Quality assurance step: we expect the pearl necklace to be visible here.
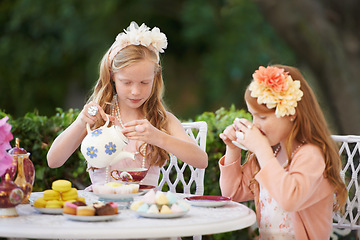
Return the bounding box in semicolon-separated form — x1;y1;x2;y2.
273;142;305;159
273;142;305;169
111;95;147;169
291;141;305;159
273;145;281;157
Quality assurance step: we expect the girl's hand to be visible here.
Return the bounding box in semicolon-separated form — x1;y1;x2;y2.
121;119;162;145
219;123;240;150
232;118;270;153
77;102;114;128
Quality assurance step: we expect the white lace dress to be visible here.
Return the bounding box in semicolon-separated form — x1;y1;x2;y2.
258;183;296;239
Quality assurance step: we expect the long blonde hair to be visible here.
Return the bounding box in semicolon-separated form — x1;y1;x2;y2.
88;45;169;167
245;64;347;211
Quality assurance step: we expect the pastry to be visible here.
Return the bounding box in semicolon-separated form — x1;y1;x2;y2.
92;182;139;194
61;188;78;201
155;191;168;205
142;189;156;204
147;204;159;214
166;191;177;205
43;189;61;201
45;200;62;208
72;200;87;206
108;202;118;214
63;201;77;215
129;184;139;193
93;202;115;216
130;200;144;211
160;205;172;214
77;206;95;216
77;197;86;203
52;179;72;192
137;203;149;213
177;200;191;211
33;197;47;208
170;203;183;213
131;190;190;215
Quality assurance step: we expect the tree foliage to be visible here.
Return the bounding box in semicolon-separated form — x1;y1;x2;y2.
255;0;360;134
0;0;295;122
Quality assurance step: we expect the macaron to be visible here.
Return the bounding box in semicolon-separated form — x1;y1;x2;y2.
61;188;78;201
52;180;72;192
33;197;47;208
77;197;86;204
45;200;62;209
43;189;61;201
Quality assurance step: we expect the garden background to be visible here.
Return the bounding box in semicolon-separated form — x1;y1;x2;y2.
1;0;359;239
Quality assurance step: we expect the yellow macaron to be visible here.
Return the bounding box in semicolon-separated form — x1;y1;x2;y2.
77;197;86;204
52;179;72;192
33;197;47;208
43;189;61;201
61;188;78;201
45;200;63;209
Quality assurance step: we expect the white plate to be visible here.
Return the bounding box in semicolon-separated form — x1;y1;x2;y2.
135;210;188;219
185;196;231;207
33;207;63;215
93;191;144;200
63;213;119;222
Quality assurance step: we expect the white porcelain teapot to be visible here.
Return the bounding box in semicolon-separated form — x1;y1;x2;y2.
80;115;135;168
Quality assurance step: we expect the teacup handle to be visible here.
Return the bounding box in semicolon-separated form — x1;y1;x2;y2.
86;114;110;134
110;170;121;180
110;170;134;182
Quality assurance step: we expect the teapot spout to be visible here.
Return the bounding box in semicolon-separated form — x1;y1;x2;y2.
109;151;135;165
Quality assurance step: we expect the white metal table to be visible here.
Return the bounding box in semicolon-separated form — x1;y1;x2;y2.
0;191;256;239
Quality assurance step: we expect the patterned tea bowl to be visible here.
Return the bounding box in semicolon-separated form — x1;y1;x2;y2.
110;168;148;183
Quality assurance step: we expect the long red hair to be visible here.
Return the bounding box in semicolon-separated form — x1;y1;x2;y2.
245;64;347;211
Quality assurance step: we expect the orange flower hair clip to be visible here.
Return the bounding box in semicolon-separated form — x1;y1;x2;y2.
249;66;303;117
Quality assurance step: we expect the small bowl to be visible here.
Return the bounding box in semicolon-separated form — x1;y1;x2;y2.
110;168;148;183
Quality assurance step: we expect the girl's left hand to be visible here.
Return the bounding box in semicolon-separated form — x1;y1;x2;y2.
121;119;162;145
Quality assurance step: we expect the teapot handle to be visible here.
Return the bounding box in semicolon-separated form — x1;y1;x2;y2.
85;114;110;134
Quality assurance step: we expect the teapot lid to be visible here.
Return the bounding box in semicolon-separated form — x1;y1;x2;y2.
8;138;29;156
0;173;18;189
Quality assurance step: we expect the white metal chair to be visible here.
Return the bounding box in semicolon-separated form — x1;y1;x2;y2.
331;135;360;239
158;121;207;195
158;121;207;240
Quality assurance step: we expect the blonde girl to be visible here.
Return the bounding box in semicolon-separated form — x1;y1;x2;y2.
219;65;346;239
47;22;208;187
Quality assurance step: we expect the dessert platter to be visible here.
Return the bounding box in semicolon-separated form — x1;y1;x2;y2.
33;207;63;215
185;195;231;207
63;213;119;222
31;179;85;214
92;182;146;200
62;201;119;222
130;189;190;218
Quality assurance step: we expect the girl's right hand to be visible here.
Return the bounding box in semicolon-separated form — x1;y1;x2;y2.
219;123;240;150
78;102;114;128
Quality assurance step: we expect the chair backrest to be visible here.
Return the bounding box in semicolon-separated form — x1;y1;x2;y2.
158;121;207;195
332;135;360;232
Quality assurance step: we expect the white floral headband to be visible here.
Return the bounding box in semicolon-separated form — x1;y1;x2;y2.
249;66;303;118
108;21;168;65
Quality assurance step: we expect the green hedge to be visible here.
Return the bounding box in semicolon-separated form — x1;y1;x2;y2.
0;106;254;240
1;105;251;193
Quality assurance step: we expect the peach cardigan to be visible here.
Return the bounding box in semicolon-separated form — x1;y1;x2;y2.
219;144;334;239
